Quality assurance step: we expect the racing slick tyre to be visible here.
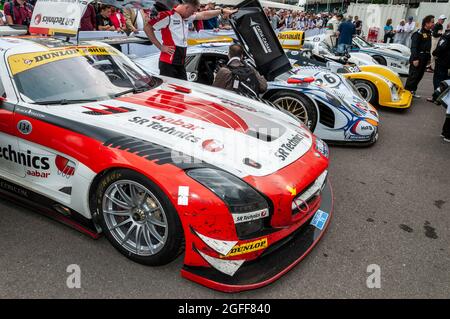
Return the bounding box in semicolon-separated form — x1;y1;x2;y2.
268;91;318;132
372;55;387;66
94;169;184;266
352;80;378;106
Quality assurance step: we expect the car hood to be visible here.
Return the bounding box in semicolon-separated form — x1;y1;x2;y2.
373;43;411;55
41;78;313;178
349;52;377;66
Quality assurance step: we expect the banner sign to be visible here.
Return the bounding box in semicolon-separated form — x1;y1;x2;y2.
29;0;93;37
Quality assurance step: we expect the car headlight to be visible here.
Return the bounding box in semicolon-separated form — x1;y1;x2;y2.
388;82;399;101
187;168;269;238
315;138;329;158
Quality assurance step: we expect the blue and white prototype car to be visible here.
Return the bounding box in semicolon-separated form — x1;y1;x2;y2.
135;45;380;145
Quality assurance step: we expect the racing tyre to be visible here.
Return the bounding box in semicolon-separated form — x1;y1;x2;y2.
268;91;318;131
372;55;387;66
353;80;378;106
95;169;184;266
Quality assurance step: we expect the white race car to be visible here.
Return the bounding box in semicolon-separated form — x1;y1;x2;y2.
351;36;410;76
305;34;379;67
372;41;411;57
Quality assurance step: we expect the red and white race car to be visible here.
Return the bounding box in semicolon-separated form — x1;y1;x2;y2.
0;36;332;292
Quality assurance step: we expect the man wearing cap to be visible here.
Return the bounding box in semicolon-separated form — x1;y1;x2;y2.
405;16;416;48
430;15;447;71
405;15;435;98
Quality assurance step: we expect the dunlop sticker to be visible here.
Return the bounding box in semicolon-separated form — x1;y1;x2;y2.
8;46;117;75
223;238;268;257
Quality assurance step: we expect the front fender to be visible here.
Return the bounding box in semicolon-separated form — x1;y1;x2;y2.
344;71;392;105
359;65;404;88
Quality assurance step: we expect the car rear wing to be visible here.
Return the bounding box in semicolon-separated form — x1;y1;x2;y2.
277;30;305;50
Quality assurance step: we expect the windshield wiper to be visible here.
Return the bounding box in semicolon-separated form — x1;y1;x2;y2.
32;98;99;105
113;86;149;98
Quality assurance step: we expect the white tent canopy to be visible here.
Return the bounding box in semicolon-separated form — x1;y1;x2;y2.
200;0;305;11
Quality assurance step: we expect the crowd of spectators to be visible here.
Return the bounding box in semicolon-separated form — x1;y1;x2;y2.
0;1;355;34
0;0;238;32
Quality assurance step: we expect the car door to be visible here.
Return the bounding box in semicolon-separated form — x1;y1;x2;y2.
13;103;79;203
0;77;26;178
230;0;291;81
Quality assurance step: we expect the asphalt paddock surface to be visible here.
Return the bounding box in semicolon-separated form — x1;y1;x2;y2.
0;74;449;299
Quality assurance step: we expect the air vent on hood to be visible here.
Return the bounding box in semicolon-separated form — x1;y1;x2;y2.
104;135;212;169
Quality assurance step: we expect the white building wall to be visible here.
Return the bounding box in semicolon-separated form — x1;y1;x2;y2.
406;3;450;27
347;3;408;42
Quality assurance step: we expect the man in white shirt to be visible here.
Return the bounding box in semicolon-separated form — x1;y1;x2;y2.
405;16;416;48
145;0;237;80
325;13;342;47
394;20;407;44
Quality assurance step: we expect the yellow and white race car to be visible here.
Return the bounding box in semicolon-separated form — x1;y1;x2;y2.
280;31;412;109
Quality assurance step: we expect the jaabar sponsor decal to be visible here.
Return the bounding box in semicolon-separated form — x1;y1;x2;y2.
152;115;204;131
232;208;269;224
275;133;306;161
128;116;202;143
222;238;268;258
249;18;272;54
27;170;50;178
0;144;50;170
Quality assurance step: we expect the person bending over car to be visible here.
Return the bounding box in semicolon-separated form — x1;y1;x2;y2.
213;44;267;97
144;0;237;80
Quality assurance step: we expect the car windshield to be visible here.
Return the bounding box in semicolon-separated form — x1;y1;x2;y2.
353;36;372;48
8;46;162;104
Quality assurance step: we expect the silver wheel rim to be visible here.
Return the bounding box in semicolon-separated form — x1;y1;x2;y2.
355;82;373;102
273;96;310;128
102;180;168;256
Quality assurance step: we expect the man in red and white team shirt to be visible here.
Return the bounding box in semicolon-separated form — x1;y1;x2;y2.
144;0;237;80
